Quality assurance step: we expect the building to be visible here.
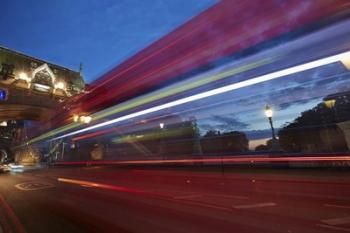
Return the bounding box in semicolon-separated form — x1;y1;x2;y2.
0;46;85;121
0;46;84;98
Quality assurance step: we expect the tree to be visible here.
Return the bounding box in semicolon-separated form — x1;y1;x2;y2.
200;130;248;155
278;92;350;153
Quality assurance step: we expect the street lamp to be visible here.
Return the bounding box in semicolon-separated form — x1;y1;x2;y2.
73;115;79;122
324;99;336;108
159;123;164;129
264;105;276;140
80;116;92;124
73;115;91;124
84;116;92;124
159;123;165;159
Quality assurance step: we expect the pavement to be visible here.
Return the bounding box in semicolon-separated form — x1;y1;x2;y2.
0;165;350;233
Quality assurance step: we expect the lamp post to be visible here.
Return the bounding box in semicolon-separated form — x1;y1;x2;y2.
159;123;165;159
73;115;92;124
159;123;164;129
73;114;79;122
264;105;276;140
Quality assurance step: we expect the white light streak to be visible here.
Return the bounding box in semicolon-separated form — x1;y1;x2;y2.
53;51;350;140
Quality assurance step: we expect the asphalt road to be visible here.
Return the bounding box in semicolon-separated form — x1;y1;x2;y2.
0;166;350;233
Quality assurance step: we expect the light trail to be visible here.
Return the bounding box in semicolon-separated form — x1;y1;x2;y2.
111;127;188;144
92;59;270;121
54;155;350;166
50;51;350;141
72;69;349;143
82;0;350;108
28;59;269;144
57;177;169;198
85;0;232;93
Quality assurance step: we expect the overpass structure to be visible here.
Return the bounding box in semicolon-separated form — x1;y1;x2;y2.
0;46;85;121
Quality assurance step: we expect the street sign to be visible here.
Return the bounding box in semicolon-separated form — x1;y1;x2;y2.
0;89;7;101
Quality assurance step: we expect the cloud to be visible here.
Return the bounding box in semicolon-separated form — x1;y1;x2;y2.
209;114;249;131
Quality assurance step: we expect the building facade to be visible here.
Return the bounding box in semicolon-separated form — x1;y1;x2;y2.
0;46;85;162
0;46;84;98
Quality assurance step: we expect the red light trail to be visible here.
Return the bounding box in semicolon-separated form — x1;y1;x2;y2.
54;154;350;166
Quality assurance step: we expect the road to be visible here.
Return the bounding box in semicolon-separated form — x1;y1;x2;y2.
0;165;350;233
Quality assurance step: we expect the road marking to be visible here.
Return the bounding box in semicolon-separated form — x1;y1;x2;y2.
15;182;54;191
173;194;202;199
172;193;248;200
179;200;232;211
321;216;350;226
325;204;350;209
206;194;249;200
233;202;276;209
317;224;350;232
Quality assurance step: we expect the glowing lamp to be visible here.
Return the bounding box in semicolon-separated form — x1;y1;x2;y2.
73;115;79;122
159;123;164;129
324;99;336;108
19;72;31;82
264;105;273;118
84;116;92;124
55;81;65;90
80;116;92;124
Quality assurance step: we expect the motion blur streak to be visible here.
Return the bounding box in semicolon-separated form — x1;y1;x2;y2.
80;0;350;114
50;50;350;141
26;0;350;143
54;155;350;166
92;59;271;121
57;177;168;198
111;127;187;144
27;59;269;144
72;128;115;142
87;18;211;93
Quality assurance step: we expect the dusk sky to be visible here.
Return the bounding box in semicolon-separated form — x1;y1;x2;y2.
1;0;215;83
